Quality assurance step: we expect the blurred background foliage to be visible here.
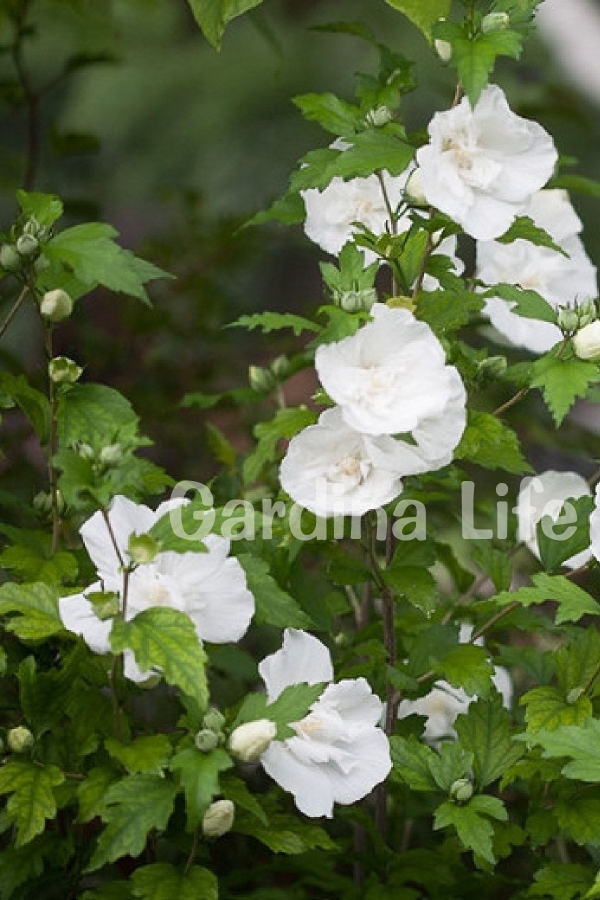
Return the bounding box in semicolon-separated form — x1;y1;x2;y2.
1;0;600;501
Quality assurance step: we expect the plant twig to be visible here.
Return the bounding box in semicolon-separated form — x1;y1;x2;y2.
493;387;528;417
0;284;30;340
11;0;41;190
184;826;201;875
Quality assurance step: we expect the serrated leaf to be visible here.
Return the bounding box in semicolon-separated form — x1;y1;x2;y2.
416;289;484;336
0;761;64;846
384;0;451;41
486;283;557;324
77;767;117;824
427;741;473;792
530;863;595;900
434;795;506;864
110;608;208;707
243;406;316;485
536;495;594;573
246;190;306;227
266;682;327;739
521;686;592;733
293;92;361;136
57;383;139;447
237;553;312;628
383;565;438;616
492;573;600;625
436;644;494;699
531;719;600;781
389;735;438;792
226;311;320;337
531;353;599;426
438;23;523;106
498;216;568;256
170;748;232;830
105;735;173;774
220;774;269;826
455;693;523;787
0;582;64;640
455;410;531;474
555;793;600;846
187;0;263;48
131;863;218;900
0;372;50;443
233;808;337;853
87;775;177;871
16;190;64;229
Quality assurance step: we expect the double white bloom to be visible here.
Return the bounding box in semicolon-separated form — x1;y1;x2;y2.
280;304;467;516
257;629;391;818
416;85;558;241
477;189;598;353
58;495;255;680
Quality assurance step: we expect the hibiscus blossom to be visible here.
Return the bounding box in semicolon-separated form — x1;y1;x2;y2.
477;189;597;353
258;629;391;818
517;471;592;569
59;495;255;680
416;85;557;240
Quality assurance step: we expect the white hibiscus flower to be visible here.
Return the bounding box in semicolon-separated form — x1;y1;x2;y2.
279;406;404;518
517;471;592;569
477;189;597;353
397;625;513;744
416;85;558;240
588;484;600;564
315;303;466;441
59;495;255;681
258;628;391;818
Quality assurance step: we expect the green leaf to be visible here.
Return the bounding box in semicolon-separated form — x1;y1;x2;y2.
293;92;361;136
131;863;218;900
536;495;594;572
0;526;77;584
437;23;523;105
455;410;531;475
521;686;592;733
266;682;328;739
16;190;64;229
492;573;600;625
0;582;64;640
0;761;64;846
57;383;139;447
427;741;473;792
246;190;306;227
383;565;437;616
531;719;600;781
471;543;512;592
170;748;232;830
455;694;523;787
498;216;567;256
0;372;50;443
433;795;506;864
237;553;312;629
105;735;173;774
529;863;595;900
486;283;557;324
389;735;438;792
110;608;208;707
226;311;320;337
416;289;484;336
384;0;451;41
531;353;599;426
550;173;600;200
555;793;600;846
87;775;177;871
77;767;117;824
436;644;494;699
220;773;269;826
187;0;263;48
233;808;337;853
243;406;317;485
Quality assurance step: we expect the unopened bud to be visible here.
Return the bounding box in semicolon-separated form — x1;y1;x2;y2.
39;289;73;322
482;11;510;34
127;532;159;566
86;590;120;621
16;233;38;257
7;726;34;754
449;777;473;803
338;287;377;313
573;320;600;362
229;719;277;763
578;298;597;328
76;442;95;461
33;491;53;516
202;799;235;838
270;355;291;379
195;729;220;753
99;444;122;466
0;244;21;271
249;365;276;394
477;355;507;379
405;168;427;206
434;38;452;63
365;106;393;128
203;708;226;732
48;356;82;384
557;307;580;334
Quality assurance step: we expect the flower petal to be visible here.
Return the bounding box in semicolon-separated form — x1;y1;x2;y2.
58;585;112;654
261;741;335;817
259;629;333;702
81;495;156;579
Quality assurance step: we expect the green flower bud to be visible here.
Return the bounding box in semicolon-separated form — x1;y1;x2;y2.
338;288;377;313
477;355;507;379
229;719;277;762
249;365;276;394
86;590;120;620
0;244;21;271
270;354;291;379
34;255;50;274
16;233;38;257
202;799;235;838
76;442;95;461
195;728;220;753
578;298;597;328
557;307;580;334
39;289;73;322
482;11;510;34
203;707;226;732
99;443;123;466
405;168;427;206
365;106;393;128
33;491;53;516
449;777;474;803
7;726;34;754
127;532;160;566
48;356;83;384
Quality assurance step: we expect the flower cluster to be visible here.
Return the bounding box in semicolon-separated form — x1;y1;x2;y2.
58;495;255;681
280;304;467;517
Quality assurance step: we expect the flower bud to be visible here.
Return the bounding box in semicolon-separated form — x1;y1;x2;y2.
16;233;38;257
86;590;120;621
482;11;510;34
557;307;580;334
99;444;123;466
39;289;73;322
203;708;226;732
477;355;507;379
338;288;377;313
573;320;600;362
202;799;235;838
33;491;53;516
0;244;21;271
229;719;277;763
578;298;597;329
76;442;95;461
434;38;452;63
449;777;473;803
48;356;83;384
7;726;34;754
127;532;159;566
365;106;393;128
249;365;276;394
405;168;427;206
270;355;291;379
195;729;220;753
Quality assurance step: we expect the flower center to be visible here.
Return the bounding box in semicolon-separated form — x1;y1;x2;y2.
326;452;372;492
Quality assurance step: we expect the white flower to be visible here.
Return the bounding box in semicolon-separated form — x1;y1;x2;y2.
202;799;235;838
258;629;391;818
279;406;405;517
59;495;255;681
517;470;592;569
315;304;466;458
573;320;600;361
588;484;600;563
398;625;513;744
477;189;597;353
229;719;277;762
416;85;558;240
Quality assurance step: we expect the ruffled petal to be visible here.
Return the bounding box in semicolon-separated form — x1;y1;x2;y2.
323;728;391;806
58;585;112;655
261;741;335;818
259;629;333;702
